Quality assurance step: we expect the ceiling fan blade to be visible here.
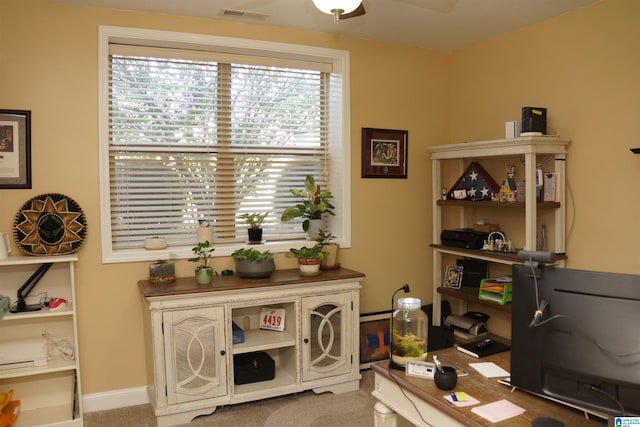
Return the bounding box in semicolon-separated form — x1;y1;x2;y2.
340;2;366;20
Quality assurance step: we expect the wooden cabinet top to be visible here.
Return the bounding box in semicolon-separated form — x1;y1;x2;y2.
138;267;365;298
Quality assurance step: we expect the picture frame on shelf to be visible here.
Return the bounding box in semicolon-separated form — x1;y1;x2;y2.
0;109;31;189
443;265;464;289
359;310;392;369
361;128;407;178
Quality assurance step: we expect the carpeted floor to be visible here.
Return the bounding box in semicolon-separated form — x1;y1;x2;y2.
84;370;414;427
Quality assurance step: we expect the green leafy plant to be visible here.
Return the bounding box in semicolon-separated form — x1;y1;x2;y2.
316;229;336;245
280;175;335;231
231;248;274;262
240;212;268;229
188;241;215;268
286;243;325;260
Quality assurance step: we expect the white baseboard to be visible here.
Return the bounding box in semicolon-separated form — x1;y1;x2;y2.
83;386;149;413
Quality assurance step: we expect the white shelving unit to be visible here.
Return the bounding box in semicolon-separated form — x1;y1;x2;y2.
139;268;364;427
0;254;82;427
427;136;570;326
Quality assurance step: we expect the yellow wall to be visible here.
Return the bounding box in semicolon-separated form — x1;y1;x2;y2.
1;0;638;397
0;0;448;394
449;0;640;273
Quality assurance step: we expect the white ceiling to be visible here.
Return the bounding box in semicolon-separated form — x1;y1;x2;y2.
50;0;600;51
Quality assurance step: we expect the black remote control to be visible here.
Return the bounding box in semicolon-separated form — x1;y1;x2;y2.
476;338;492;349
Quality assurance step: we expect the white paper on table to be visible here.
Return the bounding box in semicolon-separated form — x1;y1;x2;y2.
471;399;526;422
468;362;510;378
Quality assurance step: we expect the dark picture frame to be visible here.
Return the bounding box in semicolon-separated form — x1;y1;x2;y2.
359;310;392;369
361;128;408;178
0;109;31;189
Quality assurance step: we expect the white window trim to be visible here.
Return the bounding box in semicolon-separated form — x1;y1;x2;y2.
98;25;351;264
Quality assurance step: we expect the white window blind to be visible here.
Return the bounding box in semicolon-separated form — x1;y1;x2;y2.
108;46;334;249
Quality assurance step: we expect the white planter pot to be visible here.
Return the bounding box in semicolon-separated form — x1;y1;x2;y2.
197;227;214;245
195;267;213;285
298;259;321;276
306;219;324;240
320;243;340;270
144;236;167;250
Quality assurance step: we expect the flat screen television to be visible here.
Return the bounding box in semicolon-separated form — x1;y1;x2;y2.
511;261;640;418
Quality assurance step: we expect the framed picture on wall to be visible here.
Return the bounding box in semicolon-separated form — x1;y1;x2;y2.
361;128;408;178
0;109;31;189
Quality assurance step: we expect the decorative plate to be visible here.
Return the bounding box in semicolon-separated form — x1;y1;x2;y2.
13;193;87;256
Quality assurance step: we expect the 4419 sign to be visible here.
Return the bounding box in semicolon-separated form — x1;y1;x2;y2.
259;307;286;331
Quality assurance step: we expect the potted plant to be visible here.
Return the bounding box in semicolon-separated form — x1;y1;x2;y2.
317;229;340;270
232;248;275;279
197;219;213;245
189;240;216;285
280;175;335;240
286;243;325;276
148;259;176;284
239;212;268;244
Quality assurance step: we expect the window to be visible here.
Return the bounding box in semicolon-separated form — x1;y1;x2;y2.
99;27;351;263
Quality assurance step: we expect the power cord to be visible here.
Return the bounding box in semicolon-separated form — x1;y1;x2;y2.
43;332;75;361
386;363;435;427
527;261;567;328
587;384;625;417
8;291;49;312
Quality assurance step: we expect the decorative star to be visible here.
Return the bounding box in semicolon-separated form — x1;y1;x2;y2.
467;187;478;197
469;170;478;181
481;187;490;197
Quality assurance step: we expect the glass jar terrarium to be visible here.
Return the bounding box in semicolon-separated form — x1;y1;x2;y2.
391;297;428;367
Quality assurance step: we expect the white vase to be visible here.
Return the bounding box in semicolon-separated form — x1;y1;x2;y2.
197;227;213;245
195;267;213;285
320;243;340;270
306;219;324;240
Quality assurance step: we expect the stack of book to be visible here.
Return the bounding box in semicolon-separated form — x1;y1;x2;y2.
456;339;510;359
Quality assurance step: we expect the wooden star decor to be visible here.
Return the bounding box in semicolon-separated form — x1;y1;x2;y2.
446;162;500;201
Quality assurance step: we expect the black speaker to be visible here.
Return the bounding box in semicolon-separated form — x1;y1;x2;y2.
521;106;547;134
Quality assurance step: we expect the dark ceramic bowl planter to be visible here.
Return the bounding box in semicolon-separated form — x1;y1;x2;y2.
235;258;275;279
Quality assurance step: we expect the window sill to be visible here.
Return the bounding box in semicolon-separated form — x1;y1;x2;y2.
102;238;350;264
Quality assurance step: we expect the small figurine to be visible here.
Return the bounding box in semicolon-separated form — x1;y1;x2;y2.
506;164;517;191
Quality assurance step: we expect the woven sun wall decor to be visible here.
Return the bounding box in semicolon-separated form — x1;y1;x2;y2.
13;193;87;256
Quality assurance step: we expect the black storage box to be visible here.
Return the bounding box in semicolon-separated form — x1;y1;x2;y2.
233;351;275;385
457;259;488;288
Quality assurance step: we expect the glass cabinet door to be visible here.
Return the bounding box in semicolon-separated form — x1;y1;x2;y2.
163;306;227;404
301;293;352;381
